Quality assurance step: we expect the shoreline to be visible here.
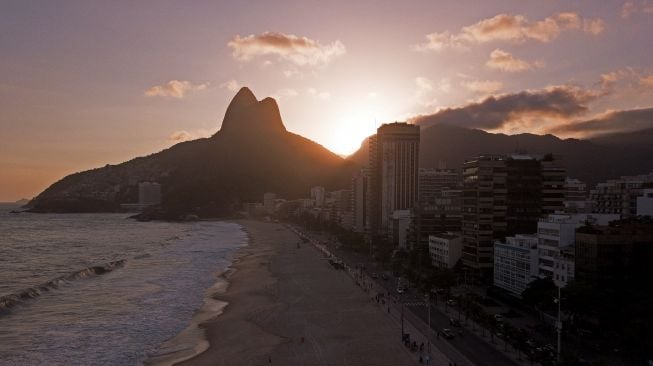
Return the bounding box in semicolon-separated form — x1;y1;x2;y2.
145;221;251;366
173;219;416;366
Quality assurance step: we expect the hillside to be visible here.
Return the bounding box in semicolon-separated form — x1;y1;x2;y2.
30;88;356;216
348;124;653;185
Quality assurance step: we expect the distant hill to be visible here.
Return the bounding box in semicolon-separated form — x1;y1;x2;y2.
30;87;356;216
348;124;653;185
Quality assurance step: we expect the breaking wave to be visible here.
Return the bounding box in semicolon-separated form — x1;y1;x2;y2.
0;259;125;314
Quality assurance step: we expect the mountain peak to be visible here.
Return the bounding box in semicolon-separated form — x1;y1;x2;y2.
217;87;286;136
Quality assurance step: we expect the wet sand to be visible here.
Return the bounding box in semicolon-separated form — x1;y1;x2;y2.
178;220;416;366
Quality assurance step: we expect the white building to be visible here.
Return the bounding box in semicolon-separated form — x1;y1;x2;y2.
564;177;589;213
428;232;462;269
494;234;539;296
389;209;412;249
537;213;618;287
263;192;276;214
310;186;326;207
590;173;653;218
138;182;161;206
637;189;653;216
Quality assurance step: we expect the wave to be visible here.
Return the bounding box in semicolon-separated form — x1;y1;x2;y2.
0;259;126;314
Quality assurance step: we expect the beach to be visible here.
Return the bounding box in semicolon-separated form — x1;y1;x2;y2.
177;220;417;366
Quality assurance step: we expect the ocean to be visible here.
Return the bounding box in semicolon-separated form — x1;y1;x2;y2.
0;204;247;365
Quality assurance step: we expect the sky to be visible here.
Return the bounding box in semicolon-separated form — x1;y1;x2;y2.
1;0;653;201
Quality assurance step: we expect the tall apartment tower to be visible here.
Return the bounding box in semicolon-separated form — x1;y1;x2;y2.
368;122;420;237
352;169;369;233
461;154;565;279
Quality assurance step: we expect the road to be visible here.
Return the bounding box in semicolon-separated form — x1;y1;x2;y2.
300;227;520;366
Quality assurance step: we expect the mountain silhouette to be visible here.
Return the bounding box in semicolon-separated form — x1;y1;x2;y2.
349;124;653;185
30;88;356;216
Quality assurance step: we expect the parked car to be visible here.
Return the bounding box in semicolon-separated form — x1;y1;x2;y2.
371;272;378;279
397;287;405;294
440;328;455;339
381;273;388;281
446;299;456;306
449;318;462;327
493;314;504;322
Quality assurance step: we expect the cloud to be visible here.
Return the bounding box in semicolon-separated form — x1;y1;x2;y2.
228;32;346;67
416;76;433;91
410;85;599;131
486;49;538;72
416;12;603;51
621;1;653;18
640;74;653;87
144;80;208;98
272;88;299;100
548;108;653;136
583;18;605;35
307;88;331;100
220;79;241;92
461;80;504;95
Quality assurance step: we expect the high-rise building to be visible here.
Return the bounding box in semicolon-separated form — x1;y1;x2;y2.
575;220;653;285
368;122;420;239
462;154;565;279
138;182;161;206
537;213;618;287
590;173;653;218
352;169;369;233
411;189;463;250
418;168;460;206
564;177;589;213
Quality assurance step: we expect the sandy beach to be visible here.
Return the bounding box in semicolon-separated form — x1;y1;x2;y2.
177;220;417;366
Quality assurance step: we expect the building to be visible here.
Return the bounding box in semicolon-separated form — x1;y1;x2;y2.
493;234;539;296
590;173;653;218
564;178;589;213
138;182;161;206
428;232;462;269
263;192;276;214
310;186;326;207
412;189;463;250
418;168;460;206
537;213;618;287
637;189;653;216
389;210;412;249
575;219;653;285
461;154;565;279
352;169;369;233
328;189;352;227
368;122;420;239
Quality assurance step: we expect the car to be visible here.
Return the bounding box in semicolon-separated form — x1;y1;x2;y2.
371;272;378;279
440;328;455;339
446;299;456;306
396;287;405;294
449;318;462;327
381;273;388;281
493;314;504;322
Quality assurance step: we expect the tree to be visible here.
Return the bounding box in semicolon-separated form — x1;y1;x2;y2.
521;278;557;313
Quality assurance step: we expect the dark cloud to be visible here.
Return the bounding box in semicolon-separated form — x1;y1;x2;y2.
411;85;598;130
548;107;653;136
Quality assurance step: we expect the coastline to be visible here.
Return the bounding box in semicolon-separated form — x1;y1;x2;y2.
171;219;416;366
144;221;251;366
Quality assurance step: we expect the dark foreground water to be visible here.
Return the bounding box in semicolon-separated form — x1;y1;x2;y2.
0;204;246;365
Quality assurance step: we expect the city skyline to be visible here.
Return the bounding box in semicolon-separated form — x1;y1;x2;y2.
2;0;653;201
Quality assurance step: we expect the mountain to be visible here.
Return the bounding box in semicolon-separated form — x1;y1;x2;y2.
30;87;356;216
348;124;653;185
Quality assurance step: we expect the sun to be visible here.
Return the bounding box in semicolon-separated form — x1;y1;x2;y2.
324;95;396;156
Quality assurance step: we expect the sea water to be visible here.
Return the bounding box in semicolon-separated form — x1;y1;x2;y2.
0;204;247;365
